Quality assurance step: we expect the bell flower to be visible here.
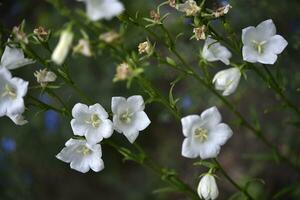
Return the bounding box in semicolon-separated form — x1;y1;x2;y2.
112;95;151;143
56;138;104;173
51;29;74;65
212;68;241;96
77;0;124;21
202;37;232;65
0;45;34;70
71;103;113;145
198;174;219;200
242;19;288;64
181;106;233;159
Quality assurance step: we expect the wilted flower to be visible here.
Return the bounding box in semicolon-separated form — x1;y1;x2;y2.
77;0;124;21
193;25;206;40
242;19;288;64
202;37;232;65
99;31;120;43
138;41;151;55
181;107;233;159
113;62;133;82
73;39;93;57
212;68;241;96
12;25;28;44
213;4;232;18
33;26;50;41
0;45;35;70
56;138;104;173
34;69;57;88
0;68;28;118
112;95;151;143
177;0;200;16
71;103;113;145
51;29;74;65
198;174;219;200
7;113;28;126
150;10;161;22
169;0;176;8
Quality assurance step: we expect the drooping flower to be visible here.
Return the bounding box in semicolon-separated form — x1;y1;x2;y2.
202;37;232;65
112;95;151;143
73;39;93;57
56;138;104;173
77;0;124;21
71;103;113;145
181;106;233;159
34;69;57;88
212;68;241;96
0;45;34;70
0;68;28;118
7;113;28;126
177;0;200;16
51;29;74;65
242;19;288;65
198;173;219;200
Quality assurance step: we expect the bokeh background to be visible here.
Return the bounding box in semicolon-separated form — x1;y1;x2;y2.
1;0;300;199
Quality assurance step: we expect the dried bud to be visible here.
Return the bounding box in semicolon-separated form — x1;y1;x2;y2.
213;4;232;18
34;69;57;88
150;10;161;22
193;25;206;40
73;39;93;57
12;25;28;44
99;31;120;43
138;41;151;55
113;63;133;82
169;0;176;8
33;26;50;41
177;0;200;16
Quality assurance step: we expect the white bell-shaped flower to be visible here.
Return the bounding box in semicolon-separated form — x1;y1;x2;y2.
212;68;241;96
181;106;233;159
77;0;124;21
0;45;34;70
0;68;28;118
56;138;104;173
112;95;151;143
71;103;113;145
242;19;288;64
198;174;219;200
51;29;74;65
202;37;232;65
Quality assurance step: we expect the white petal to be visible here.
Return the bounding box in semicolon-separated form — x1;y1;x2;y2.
209;123;233;146
198;142;221;159
71;119;88;136
200;107;222;129
132;111;150;131
1;46;34;70
89;103;108;119
89;155;104;172
181;138;198;158
72;103;89;118
127;95;145;113
70;157;91;173
242;46;258;63
111;96;127;114
12;77;28;98
6;98;25;115
242;26;257;45
181;115;201;137
257;52;278;65
123;129;139;143
100;119;114;138
256;19;276;40
7;113;28;125
265;35;288;54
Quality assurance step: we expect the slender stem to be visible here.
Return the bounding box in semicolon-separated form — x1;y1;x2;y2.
214;159;255;200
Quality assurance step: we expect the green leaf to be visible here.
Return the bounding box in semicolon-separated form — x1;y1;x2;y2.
152;187;177;195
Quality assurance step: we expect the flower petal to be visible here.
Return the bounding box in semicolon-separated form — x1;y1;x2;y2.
89;103;108;119
200;107;222;129
181;138;198;158
242;46;259;63
111;96;127;114
181;115;201;137
123;129;139;143
89;155;104;172
209;123;233;146
265;35;288;54
71;119;88;136
242;26;256;45
132;111;150;131
127;95;145;113
256;19;276;40
72;103;89;118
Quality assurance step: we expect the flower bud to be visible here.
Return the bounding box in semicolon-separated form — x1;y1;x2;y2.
73;39;93;57
51;29;74;65
197;174;219;200
212;68;241;96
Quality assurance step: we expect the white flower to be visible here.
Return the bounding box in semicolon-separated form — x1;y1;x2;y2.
7;113;28;126
181;106;233;159
112;95;151;143
34;69;57;87
202;37;232;65
242;19;288;65
212;68;241;96
56;138;104;173
71;103;113;145
51;29;74;65
0;45;34;70
198;174;219;200
73;39;93;57
77;0;124;21
177;0;200;16
0;68;28;117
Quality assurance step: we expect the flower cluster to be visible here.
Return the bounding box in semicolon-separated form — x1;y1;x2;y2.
56;95;151;173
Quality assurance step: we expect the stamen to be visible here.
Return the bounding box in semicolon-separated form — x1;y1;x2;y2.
194;128;208;142
120;110;133;123
2;84;17;99
77;146;91;155
85;114;101;128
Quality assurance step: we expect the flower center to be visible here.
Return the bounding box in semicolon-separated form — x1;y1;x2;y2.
85;114;101;128
194;127;208;142
252;40;267;54
77;146;92;156
119;111;133;124
2;84;17;99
